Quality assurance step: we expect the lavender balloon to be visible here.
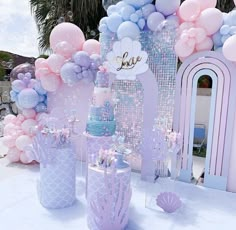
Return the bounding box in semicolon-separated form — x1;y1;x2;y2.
73;51;91;68
60;62;79;84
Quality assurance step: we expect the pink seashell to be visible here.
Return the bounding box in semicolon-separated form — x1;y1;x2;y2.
156;192;182;213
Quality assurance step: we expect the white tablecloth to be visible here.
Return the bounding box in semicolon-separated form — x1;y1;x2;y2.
0;163;236;230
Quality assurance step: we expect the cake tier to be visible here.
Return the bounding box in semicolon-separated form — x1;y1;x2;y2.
92;87;112;107
95;71;109;88
87;166;131;230
86;120;116;136
89;102;114;121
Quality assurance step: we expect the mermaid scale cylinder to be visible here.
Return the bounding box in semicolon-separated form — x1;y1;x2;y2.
38;147;76;209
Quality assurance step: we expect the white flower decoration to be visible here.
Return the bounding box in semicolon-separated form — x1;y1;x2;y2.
106;37;148;80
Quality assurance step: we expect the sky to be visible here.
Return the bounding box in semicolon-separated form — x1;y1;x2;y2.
0;0;39;57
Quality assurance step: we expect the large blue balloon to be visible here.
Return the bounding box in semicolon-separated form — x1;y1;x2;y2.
117;21;140;40
107;13;123;33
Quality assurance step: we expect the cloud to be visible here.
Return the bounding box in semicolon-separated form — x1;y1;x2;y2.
0;0;39;57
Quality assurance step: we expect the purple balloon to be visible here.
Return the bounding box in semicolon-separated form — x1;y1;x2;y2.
155;0;180;16
147;12;165;32
73;51;91;68
60;62;79;85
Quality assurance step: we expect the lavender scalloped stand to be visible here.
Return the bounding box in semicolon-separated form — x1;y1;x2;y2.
38;145;76;209
87;166;131;230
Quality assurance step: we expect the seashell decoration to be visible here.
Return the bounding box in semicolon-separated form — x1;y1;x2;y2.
156;192;182;213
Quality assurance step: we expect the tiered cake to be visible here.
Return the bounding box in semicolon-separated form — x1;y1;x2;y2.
85;69;116;162
86;69;116;136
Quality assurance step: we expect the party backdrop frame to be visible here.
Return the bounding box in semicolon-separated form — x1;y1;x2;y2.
173;51;236;191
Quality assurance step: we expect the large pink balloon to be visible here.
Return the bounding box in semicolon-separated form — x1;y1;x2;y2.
196;8;223;35
7;147;21;163
50;22;85;52
47;54;66;74
178;0;201;22
82;39;100;55
15;135;32;151
35;58;48;69
175;39;195;58
195;37;213;51
40;74;61;92
222;34;236;62
198;0;217;10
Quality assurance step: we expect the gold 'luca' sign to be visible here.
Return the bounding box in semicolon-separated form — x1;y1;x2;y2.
116;52;142;71
106;37;148;81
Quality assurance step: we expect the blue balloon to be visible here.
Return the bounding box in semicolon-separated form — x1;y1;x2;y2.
220;25;230;35
34;80;47;95
60;62;79;85
10;90;18;102
138;18;145;30
117;21;140;40
18;88;39;109
35;102;47;113
141;4;156;19
120;5;135;20
212;31;223;47
130;13;139;23
106;13;123;33
107;5;118;16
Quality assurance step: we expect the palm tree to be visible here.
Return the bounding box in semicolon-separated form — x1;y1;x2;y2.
31;0;235;52
30;0;106;52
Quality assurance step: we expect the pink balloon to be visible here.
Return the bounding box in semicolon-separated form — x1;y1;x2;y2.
4;123;16;135
198;0;217;10
20;153;32;164
21;119;38;135
40;74;61;92
22;109;36;119
47;54;66;73
50;22;85;52
54;41;76;59
17;114;25;123
2;136;16;148
175;39;195;57
195;28;207;44
196;8;223;35
82;39;101;55
35;58;48;69
195;37;213;51
15;135;32;151
179;22;195;34
178;0;201;22
222;34;236;62
3;114;17;125
35;67;51;79
7;147;21;163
